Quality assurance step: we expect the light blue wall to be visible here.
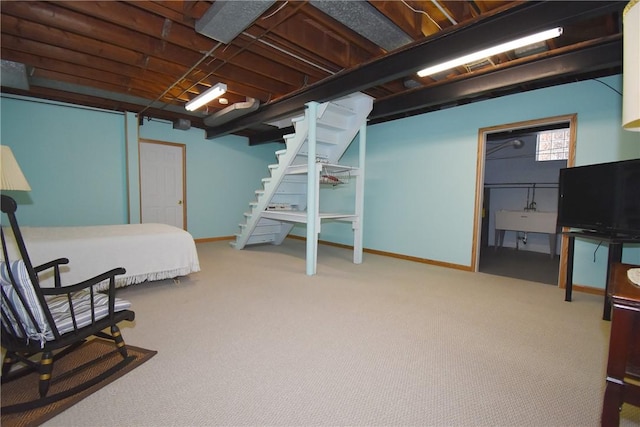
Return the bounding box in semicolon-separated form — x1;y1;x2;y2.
1;75;639;289
313;75;639;288
1;96;128;225
0;95;279;240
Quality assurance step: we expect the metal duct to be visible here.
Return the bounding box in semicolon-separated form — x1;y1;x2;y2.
465;58;494;72
309;1;412;51
173;119;191;130
196;0;276;44
204;98;260;127
1;60;30;90
514;41;549;58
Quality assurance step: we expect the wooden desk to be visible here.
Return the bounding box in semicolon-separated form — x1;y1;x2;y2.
564;231;640;320
601;263;640;427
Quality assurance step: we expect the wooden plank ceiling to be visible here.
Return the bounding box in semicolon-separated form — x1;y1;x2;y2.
0;1;624;144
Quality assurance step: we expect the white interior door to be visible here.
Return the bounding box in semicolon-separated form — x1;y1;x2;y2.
139;141;185;229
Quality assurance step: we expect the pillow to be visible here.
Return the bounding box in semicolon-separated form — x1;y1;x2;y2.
0;260;51;347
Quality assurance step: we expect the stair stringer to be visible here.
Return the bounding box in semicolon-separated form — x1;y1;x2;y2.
230;119;309;249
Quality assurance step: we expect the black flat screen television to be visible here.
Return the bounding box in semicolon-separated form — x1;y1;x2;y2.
557;159;640;237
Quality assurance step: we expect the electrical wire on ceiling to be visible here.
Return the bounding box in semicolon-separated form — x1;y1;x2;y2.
400;0;442;30
262;1;289;20
139;1;310;116
137;42;222;116
399;0;459;30
166;0;313;114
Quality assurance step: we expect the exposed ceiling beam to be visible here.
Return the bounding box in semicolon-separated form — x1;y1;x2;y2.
205;0;624;139
249;125;294;145
371;37;622;121
248;37;621;145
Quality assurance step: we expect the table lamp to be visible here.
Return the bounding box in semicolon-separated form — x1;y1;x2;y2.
1;145;31;193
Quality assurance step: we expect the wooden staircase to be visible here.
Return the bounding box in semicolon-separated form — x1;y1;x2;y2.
231;92;373;274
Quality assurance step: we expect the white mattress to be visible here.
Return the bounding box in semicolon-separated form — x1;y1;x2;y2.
2;223;200;289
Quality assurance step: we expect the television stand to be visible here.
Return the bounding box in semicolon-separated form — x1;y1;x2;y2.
564;230;640;320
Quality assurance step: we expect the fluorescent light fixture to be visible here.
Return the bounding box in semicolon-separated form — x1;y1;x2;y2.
185;82;227;111
417;27;563;78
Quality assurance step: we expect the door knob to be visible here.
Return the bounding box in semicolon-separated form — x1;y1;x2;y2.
178;200;183;205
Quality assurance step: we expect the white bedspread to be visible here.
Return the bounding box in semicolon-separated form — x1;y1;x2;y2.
2;223;200;289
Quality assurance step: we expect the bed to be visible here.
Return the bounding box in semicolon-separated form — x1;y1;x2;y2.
2;223;201;290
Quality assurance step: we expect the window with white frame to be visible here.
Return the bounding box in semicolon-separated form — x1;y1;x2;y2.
536;128;569;161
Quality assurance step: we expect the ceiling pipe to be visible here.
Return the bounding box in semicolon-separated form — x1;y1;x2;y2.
430;0;458;25
486;139;524;156
242;32;336;75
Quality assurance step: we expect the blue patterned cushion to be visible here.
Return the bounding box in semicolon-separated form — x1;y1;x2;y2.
0;260;51;347
47;291;131;335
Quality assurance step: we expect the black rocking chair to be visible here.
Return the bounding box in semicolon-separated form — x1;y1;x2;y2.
1;194;135;413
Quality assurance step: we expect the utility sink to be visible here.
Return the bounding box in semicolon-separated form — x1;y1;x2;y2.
494;210;558;256
495;210;557;234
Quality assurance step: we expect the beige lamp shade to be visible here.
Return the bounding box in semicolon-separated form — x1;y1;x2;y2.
1;145;31;191
623;0;640;130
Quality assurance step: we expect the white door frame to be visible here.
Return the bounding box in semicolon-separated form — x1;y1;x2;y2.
471;114;577;288
139;139;187;230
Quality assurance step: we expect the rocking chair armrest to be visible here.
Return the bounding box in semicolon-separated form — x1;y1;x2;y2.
40;267;126;296
34;258;70;288
34;258;70;273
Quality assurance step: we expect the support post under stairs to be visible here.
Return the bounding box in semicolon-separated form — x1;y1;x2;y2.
306;102;318;276
232;92;373;275
353;122;366;264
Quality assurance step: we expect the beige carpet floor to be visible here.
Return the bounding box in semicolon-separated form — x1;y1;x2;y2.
41;239;639;426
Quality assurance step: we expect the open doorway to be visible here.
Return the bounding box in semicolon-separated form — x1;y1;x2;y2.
472;114;577;286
